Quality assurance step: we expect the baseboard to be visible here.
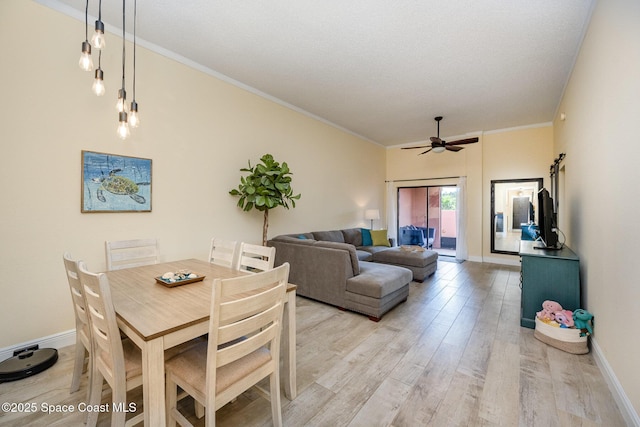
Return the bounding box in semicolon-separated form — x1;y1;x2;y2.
481;255;521;266
591;337;640;427
0;329;76;362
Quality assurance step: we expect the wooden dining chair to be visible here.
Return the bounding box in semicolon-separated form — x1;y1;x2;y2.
165;262;290;427
63;252;92;400
235;242;276;273
77;261;144;427
208;238;238;268
105;238;158;271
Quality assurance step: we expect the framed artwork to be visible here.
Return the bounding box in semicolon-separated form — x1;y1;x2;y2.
81;150;152;213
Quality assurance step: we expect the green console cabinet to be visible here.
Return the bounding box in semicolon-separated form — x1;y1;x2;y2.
519;240;580;329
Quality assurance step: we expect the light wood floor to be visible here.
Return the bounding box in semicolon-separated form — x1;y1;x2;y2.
0;261;627;426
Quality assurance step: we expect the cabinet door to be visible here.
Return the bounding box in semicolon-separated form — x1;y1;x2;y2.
521;255;580;328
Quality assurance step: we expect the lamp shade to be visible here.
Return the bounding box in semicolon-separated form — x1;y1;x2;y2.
365;209;380;220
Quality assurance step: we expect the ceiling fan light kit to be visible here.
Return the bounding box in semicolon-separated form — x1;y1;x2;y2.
402;116;479;155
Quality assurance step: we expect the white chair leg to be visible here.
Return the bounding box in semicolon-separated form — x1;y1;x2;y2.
270;372;283;427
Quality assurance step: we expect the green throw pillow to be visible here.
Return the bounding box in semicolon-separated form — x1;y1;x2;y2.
371;229;391;247
361;228;373;246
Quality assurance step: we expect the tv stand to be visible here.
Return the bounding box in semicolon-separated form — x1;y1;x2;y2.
519;240;580;329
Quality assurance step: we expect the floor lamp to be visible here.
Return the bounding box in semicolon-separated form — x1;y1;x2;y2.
365;209;380;230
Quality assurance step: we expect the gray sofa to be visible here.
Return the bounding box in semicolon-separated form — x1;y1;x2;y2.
268;228;436;321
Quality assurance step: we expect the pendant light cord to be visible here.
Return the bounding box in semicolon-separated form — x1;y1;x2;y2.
84;0;89;41
132;0;137;100
121;0;126;91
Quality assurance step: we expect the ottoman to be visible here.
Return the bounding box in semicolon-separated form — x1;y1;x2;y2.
372;247;438;282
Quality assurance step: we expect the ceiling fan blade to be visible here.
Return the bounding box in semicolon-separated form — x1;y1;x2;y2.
401;146;429;150
418;148;433;155
445;137;479;146
445;145;464;152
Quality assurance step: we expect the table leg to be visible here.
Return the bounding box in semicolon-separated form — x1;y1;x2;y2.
142;338;166;426
283;290;297;400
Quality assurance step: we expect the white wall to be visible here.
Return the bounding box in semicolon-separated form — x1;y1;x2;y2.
0;1;385;348
554;0;640;419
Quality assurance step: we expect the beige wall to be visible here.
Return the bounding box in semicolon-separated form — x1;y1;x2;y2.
386;125;553;263
554;0;640;418
0;1;385;348
482;126;553;263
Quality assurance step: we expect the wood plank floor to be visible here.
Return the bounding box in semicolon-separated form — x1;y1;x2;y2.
0;261;627;426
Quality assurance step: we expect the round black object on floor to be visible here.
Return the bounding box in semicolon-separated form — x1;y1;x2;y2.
0;348;58;383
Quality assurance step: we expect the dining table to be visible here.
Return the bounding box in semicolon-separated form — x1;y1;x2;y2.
105;258;297;426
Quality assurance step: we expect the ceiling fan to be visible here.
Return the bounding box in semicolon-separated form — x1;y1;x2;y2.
402;116;479;155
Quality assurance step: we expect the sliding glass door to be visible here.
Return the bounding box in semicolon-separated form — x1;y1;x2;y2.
397;185;457;256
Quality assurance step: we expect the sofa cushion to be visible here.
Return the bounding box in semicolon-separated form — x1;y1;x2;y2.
347;262;412;299
361;228;373;246
341;228;363;247
370;229;391;247
314;241;359;276
312;230;345;243
356;250;373;261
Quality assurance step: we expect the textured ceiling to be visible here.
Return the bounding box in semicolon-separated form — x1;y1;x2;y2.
43;0;594;146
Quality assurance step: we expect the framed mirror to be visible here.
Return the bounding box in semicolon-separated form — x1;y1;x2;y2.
490;178;543;254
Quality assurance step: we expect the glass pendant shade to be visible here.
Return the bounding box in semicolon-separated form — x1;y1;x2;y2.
129;101;140;128
433;146;446;153
91;20;106;49
92;68;105;96
78;41;93;71
117;112;130;139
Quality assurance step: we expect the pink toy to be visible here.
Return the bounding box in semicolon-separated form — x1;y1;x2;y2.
554;310;574;328
536;300;563;321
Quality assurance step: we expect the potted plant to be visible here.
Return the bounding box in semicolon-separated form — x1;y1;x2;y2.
229;154;301;245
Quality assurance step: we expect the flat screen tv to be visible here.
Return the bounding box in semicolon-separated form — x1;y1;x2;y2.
535;188;559;249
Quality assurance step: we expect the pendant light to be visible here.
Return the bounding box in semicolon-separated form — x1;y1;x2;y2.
116;0;129;139
78;0;93;71
91;0;106;50
128;0;140;128
92;51;105;96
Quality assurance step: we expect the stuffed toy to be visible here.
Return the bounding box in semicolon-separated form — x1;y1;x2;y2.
554;310;574;328
573;309;594;336
536;300;563;321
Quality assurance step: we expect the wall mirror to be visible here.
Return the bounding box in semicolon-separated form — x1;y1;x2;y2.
491;178;543;254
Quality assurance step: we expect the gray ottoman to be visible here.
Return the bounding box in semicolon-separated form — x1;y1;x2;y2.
372;247;438;282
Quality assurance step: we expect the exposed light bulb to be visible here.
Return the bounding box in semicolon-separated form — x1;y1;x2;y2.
91;20;106;49
116;88;128;113
92;68;105;96
78;41;93;71
117;112;130;139
129;101;140;128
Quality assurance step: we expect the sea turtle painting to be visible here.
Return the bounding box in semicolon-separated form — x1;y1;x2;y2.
94;168;146;204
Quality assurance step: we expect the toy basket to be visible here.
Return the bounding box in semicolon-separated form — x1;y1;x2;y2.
534;317;589;354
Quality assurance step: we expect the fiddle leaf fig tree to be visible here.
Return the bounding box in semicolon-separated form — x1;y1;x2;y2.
229;154;301;245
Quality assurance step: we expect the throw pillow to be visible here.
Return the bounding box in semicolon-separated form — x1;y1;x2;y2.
361;228;373;246
297;234;307;239
371;229;391;247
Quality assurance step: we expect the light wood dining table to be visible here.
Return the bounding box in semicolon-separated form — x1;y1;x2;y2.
105;258;297;426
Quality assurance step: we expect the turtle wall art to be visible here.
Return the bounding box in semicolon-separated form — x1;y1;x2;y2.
81;151;152;212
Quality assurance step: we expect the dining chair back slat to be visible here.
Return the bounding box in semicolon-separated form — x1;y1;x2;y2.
105;238;158;271
208;238;238;268
235;242;275;273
